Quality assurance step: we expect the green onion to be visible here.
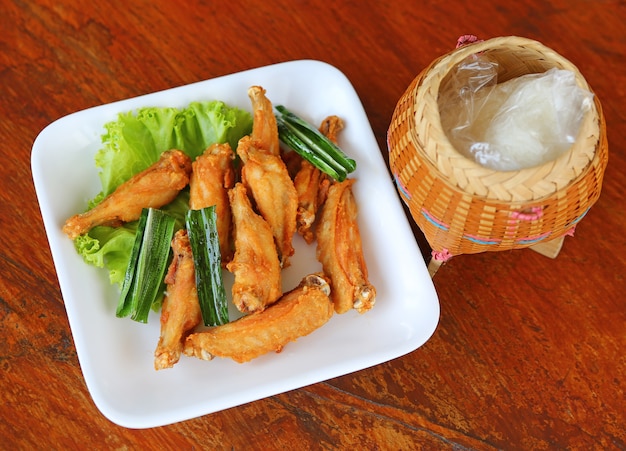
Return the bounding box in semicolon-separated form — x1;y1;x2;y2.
116;208;176;323
186;206;229;326
275;105;357;178
276;116;348;181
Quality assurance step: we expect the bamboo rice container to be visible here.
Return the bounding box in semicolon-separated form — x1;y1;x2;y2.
387;36;608;262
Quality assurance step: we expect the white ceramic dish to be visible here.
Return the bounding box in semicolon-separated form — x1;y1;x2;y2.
31;60;440;429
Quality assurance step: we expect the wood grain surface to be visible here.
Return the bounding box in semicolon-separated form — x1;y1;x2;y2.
2;0;625;449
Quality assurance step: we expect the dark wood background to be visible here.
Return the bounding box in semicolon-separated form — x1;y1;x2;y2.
2;0;625;449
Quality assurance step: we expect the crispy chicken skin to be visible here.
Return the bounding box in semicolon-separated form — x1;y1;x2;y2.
154;229;202;370
316;179;376;314
183;273;334;363
238;136;298;267
226;183;282;314
293;115;343;243
63;149;192;239
189;143;235;263
248;85;280;156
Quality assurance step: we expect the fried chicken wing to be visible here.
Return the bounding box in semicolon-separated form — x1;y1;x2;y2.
316;179;376;314
281;148;304;179
63;149;192;239
238;136;298;267
226;183;282;313
189;142;235;263
183;273;334;363
248;85;280;156
154;229;202;370
318;115;344;144
294;160;328;244
293;115;343;243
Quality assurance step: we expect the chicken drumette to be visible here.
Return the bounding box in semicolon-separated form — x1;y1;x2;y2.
184;273;334;364
248;85;280;156
293;115;344;243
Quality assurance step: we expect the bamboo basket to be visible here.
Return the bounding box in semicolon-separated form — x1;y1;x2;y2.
387;36;608;265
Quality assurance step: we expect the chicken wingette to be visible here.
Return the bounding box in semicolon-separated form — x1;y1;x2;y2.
316;179;376;314
63;149;192;239
183;273;334;363
154;229;202;370
189;142;235;264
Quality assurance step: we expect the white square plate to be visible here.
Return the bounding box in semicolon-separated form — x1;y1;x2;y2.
31;60;439;428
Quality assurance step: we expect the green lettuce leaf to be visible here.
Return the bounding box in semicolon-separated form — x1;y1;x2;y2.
94;100;252;200
74;224;138;286
77;100;252;289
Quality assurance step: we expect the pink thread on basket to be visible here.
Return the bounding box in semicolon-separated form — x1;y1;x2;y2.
456;35;482;48
510;207;543;221
432;249;453;262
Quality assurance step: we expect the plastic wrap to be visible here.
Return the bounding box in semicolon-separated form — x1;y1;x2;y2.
440;55;594;171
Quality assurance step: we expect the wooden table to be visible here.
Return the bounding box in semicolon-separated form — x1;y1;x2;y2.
3;1;625;449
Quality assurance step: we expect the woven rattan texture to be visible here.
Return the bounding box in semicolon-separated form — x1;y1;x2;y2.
387;36;608;256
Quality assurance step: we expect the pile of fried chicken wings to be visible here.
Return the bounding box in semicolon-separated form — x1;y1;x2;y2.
63;86;376;369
